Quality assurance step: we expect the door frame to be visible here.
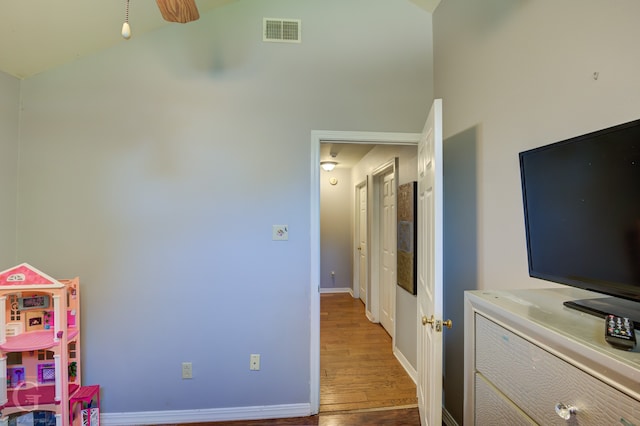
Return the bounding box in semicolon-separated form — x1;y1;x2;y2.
310;130;420;414
370;158;398;336
354;179;368;302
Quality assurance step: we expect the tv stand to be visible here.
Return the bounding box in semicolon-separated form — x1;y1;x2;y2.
564;296;640;329
464;287;640;425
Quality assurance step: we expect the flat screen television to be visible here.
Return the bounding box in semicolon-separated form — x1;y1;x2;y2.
519;118;640;327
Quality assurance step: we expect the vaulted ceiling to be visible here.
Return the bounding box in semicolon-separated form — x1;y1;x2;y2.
0;0;439;79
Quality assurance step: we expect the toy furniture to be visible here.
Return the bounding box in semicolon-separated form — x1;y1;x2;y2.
0;263;97;426
69;385;99;426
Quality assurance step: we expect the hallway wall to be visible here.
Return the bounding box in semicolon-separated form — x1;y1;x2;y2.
320;167;352;290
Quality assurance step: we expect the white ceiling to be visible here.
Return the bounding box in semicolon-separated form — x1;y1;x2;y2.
320;143;377;169
0;0;235;79
0;0;439;79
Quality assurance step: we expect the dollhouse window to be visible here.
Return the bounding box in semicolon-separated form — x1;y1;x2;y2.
37;350;54;361
7;352;22;365
68;342;76;359
9;295;21;321
38;363;56;384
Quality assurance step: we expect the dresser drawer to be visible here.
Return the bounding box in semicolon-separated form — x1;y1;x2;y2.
475;314;640;425
475;372;536;425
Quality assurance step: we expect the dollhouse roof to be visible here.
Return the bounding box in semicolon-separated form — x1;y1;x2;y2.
0;263;64;289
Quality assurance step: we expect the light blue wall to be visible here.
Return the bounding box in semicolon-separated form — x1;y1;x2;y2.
0;71;19;267
434;0;640;423
15;0;432;415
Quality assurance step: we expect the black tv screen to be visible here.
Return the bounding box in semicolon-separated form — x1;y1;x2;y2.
519;119;640;322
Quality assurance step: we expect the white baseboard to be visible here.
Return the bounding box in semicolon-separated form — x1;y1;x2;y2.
393;346;417;384
319;287;353;295
100;403;311;425
442;406;458;426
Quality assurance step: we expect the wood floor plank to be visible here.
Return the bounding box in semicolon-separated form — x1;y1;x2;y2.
319;293;417;413
182;406;420;425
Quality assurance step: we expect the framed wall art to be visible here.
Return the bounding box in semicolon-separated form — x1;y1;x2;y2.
397;181;417;295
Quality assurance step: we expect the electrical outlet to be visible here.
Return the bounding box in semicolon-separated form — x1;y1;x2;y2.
250;354;260;371
182;362;193;379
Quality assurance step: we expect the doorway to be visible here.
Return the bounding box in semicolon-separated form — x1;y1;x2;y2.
310;130;420;414
355;180;367;304
372;160;397;338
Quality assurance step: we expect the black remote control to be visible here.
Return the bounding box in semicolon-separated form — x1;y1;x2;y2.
605;314;636;350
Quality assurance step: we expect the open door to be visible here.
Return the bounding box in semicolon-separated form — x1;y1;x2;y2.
417;99;449;426
356;181;368;303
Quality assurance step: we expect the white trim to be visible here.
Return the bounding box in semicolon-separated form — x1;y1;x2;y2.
442;407;458;426
310;130;421;415
353;179;367;301
370;158;398;339
393;346;418;384
100;403;311;425
319;287;353;294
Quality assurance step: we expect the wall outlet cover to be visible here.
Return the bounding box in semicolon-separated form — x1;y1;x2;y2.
250;354;261;370
272;225;288;241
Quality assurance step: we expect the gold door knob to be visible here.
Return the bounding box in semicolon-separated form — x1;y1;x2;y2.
422;315;435;326
422;315;452;331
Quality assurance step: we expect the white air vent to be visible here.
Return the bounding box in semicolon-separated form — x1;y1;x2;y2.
263;18;301;43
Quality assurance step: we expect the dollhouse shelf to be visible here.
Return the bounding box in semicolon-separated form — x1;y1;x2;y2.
3;384;80;408
0;330;79;352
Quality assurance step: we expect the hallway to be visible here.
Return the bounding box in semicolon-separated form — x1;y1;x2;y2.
320;292;417;412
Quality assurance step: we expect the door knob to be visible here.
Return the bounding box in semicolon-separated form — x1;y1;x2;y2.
422;315;435;326
422;315;453;331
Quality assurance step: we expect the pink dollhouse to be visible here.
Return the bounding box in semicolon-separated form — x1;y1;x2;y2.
0;264;98;426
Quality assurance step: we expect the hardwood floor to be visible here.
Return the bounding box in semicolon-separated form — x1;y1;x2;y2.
185;407;420;425
177;292;419;425
320;293;417;412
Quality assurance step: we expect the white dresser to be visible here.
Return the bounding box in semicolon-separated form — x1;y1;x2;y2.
464;287;640;425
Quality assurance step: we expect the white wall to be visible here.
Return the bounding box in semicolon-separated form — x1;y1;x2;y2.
14;0;432;416
0;71;19;266
320;167;352;289
434;0;640;423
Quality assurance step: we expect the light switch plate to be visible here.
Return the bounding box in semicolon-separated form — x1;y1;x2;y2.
272;225;288;241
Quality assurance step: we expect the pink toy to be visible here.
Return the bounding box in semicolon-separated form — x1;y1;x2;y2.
0;263;99;426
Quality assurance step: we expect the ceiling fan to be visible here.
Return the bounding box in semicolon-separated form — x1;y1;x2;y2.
155;0;200;23
122;0;200;39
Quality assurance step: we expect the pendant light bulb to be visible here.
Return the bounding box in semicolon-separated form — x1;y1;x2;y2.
121;22;131;39
121;0;131;40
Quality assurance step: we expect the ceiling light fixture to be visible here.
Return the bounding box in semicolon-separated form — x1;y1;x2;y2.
121;0;132;40
321;161;338;172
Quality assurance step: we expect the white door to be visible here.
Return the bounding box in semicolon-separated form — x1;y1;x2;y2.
380;170;396;336
357;182;368;304
417;99;446;426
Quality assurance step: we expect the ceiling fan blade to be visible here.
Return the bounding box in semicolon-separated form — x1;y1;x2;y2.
156;0;200;23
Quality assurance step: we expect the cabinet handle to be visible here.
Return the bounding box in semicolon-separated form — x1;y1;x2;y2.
554;403;577;420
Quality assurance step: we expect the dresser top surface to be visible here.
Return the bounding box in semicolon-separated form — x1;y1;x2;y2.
466;287;640;367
